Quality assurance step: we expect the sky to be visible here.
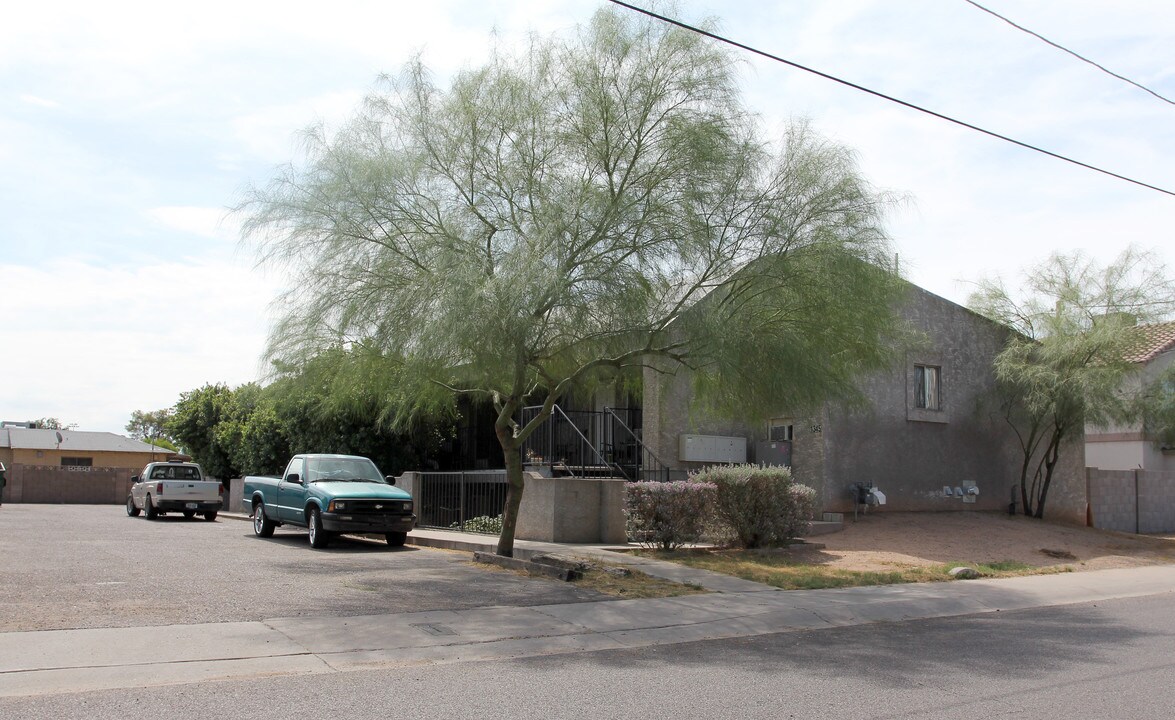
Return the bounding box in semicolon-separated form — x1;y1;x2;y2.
2;0;1173;434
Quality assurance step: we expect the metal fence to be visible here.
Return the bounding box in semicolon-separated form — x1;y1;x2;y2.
519;405;678;481
415;470;509;534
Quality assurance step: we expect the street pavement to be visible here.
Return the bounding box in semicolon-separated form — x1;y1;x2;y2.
3;518;1174;699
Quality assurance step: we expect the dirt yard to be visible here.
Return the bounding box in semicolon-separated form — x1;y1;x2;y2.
796;511;1175;573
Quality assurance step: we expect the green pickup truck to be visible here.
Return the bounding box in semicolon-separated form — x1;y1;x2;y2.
244;454;415;548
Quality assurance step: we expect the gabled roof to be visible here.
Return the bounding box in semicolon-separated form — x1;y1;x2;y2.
0;428;169;454
1124;321;1175;364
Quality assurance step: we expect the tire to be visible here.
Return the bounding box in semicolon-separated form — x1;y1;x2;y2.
203;511;217;522
252;503;275;538
183;510;196;520
144;495;158;520
126;495;140;517
308;508;331;549
385;531;407;547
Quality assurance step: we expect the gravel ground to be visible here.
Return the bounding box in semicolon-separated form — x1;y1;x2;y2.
0;504;610;633
797;510;1175;572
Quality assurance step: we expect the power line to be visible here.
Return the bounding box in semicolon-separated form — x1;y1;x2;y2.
964;0;1175;107
604;0;1175;199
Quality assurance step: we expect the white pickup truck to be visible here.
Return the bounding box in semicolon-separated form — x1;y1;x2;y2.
126;460;223;521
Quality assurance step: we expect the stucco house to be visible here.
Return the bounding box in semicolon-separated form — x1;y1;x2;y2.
517;282;1087;525
0;425;177;504
0;425;175;470
1085;321;1175;473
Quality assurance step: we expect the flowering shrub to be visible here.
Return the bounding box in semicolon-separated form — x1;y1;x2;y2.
624;481;716;550
692;465;814;548
452;515;503;535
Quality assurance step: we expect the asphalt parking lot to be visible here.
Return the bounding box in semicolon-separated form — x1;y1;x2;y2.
0;504;610;633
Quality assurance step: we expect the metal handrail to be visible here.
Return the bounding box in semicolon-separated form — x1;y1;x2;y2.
603;406;672;482
520;405;622;478
550;404;615;475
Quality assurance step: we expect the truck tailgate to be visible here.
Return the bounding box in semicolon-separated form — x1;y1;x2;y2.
159;481;221;502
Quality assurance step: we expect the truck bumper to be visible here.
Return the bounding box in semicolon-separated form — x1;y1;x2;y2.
321;512;416;534
154;499;224;513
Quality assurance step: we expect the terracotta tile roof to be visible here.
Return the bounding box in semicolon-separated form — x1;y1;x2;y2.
1124;321;1175;364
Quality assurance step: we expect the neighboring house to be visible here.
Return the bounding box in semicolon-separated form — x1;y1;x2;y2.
518;282;1087;524
0;425;179;505
0;426;175;470
1085;321;1175;473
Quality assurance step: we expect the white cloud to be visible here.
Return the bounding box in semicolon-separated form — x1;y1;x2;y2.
0;259;280;433
146;207;238;243
19;95;59;108
2;0;1173;436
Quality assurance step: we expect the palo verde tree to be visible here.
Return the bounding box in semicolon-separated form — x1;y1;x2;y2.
239;7;905;556
969;247;1175;518
1139;363;1175;451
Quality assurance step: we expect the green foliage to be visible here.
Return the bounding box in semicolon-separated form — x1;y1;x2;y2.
452;515;504;535
969;247;1175;518
165;349;449;478
144;437;179;452
265;348;451;475
239;6;904;555
29;418;67;429
168;384;241;478
625;480;717;551
126;409;174;444
1139;363;1175;450
690;464;814;548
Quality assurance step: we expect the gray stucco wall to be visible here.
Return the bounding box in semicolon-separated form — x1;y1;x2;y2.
821;287;1022;513
642;283;1087;522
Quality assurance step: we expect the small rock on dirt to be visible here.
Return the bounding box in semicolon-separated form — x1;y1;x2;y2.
948;566;981;579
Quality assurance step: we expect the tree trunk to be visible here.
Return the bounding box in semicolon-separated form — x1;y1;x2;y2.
494;432;524;557
1034;429;1064;519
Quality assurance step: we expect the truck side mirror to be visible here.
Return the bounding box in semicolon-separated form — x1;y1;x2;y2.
285;473;302;485
385;475;397;485
131;475;140;483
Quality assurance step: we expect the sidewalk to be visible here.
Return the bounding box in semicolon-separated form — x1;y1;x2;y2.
3;521;1174;698
403;525;776;592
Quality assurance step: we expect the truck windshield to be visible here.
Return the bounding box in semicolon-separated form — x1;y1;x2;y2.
305;457;385;484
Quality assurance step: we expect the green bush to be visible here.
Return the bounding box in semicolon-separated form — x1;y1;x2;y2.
452;515;503;534
692;465;814;548
625;481;716;550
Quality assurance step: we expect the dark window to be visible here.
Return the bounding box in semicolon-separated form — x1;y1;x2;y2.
60;457;93;467
915;365;941;410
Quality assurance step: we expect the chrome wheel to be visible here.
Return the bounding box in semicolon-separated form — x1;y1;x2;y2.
253;503;274;537
308;508;330;548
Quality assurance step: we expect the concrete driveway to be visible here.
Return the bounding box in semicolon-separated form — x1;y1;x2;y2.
0;504;610;633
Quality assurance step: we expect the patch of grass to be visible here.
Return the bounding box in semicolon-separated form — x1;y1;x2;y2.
637;550;1072;590
470;556;708;599
573;563;708;599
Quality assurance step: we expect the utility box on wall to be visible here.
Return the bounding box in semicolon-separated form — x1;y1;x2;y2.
679;434;747;464
755;440;792;468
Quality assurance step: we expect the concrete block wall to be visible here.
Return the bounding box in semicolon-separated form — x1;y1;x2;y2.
1138;471;1175;533
1088;468;1175;534
2;464;133;504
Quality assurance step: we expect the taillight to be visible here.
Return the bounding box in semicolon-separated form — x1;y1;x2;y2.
156;483;164;493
